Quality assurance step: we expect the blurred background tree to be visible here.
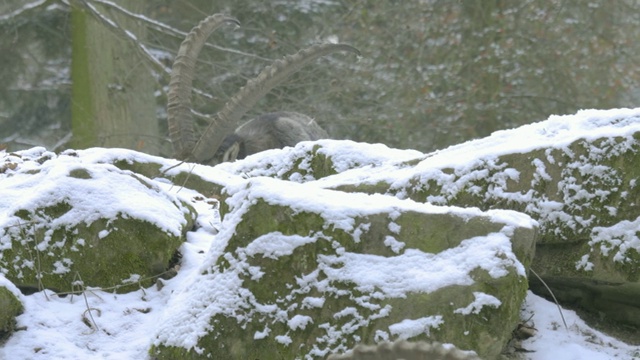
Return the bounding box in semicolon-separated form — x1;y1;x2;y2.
70;0;159;152
1;0;639;155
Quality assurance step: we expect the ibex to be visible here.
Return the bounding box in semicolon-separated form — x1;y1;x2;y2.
167;14;359;165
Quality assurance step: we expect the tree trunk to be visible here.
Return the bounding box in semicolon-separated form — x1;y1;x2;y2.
70;1;159;154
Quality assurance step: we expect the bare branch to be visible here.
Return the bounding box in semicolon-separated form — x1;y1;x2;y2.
88;0;272;62
68;0;170;77
0;0;52;23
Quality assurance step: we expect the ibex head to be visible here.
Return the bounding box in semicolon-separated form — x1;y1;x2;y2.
167;13;360;165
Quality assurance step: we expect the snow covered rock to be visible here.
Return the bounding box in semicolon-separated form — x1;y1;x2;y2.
150;108;640;357
3;107;639;358
0;275;23;342
150;176;536;359
0;148;196;294
407;110;640;328
253;109;640;329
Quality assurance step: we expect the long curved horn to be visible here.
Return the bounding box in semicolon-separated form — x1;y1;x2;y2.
167;14;240;160
192;43;361;164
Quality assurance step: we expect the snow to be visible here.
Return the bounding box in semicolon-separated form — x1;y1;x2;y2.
0;147;189;240
316;234;520;296
288;315;314;331
1;108;640;359
3;281;637;359
308;108;640;191
453;292;502;315
522;291;639;360
245;232;319;259
590;218;640;262
388;316;444;339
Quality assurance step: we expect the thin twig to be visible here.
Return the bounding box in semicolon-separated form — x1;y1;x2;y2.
73;272;100;333
81;306;101;333
0;0;50;23
530;268;568;330
34;240;50;301
89;0;272;61
54;267;180;297
69;0;170;77
68;0;246;111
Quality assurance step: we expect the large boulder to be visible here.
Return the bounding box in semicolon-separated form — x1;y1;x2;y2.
0;148;196;294
222;109;640;328
150;177;537;359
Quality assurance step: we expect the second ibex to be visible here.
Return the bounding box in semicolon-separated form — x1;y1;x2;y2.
167;13;360;165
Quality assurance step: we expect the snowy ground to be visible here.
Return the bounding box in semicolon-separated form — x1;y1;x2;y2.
1;194;638;359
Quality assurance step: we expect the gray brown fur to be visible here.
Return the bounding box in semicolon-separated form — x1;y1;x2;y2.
167;13;359;165
327;340;482;360
215;111;328;161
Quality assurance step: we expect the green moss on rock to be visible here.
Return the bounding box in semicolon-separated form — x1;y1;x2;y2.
151;183;536;359
0;285;23;342
1;211;191;293
0;157;197;294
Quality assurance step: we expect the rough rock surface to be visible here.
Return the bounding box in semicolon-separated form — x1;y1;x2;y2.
206;109;640;328
150;177;536;359
0;148;196;294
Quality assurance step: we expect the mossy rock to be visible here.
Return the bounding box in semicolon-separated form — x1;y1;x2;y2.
0;280;23;342
111;158;227;199
212;140;422;183
0;149;196;294
151;178;537;359
246;111;640;328
2;213;190;293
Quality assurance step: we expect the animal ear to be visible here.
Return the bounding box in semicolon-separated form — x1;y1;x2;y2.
223;142;241;162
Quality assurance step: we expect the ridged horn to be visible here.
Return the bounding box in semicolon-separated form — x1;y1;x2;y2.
167;14;240;160
192;43;361;164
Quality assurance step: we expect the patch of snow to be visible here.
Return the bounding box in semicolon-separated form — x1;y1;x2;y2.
453;292;502;315
245;232;319;259
0;148;189;241
383;235;405;253
522;291;640;360
288;314;314;330
302;296;326;309
589;216;640;262
0;273;24;300
388;316;444;339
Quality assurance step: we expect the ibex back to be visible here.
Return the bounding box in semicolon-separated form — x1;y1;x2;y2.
167;13;359;165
